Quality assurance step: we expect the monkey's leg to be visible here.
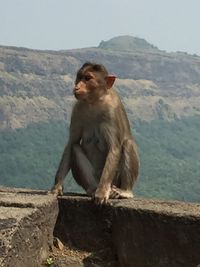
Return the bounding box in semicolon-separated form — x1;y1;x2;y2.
71;144;98;196
110;139;139;199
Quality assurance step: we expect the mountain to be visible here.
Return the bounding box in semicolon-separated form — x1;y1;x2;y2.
99;35;159;52
0;35;200;130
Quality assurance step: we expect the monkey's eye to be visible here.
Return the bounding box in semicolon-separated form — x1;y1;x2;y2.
83;75;92;82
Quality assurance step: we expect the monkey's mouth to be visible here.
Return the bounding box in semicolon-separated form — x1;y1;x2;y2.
74;92;84;99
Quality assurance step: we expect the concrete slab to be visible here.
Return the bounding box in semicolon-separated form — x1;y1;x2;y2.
54;195;200;267
0;187;58;267
110;197;200;218
1;188;200;267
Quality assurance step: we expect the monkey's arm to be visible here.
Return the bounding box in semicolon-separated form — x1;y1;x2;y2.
54;142;71;185
52;107;82;195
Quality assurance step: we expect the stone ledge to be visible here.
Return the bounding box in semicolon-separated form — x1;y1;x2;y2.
55;195;200;267
0;187;58;267
110;198;200;267
110;197;200;218
1;188;200;267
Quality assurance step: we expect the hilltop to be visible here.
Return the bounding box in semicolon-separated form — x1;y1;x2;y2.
0;35;200;130
99;35;159;52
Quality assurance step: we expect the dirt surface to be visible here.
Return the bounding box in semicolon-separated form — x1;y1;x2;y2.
42;243;116;267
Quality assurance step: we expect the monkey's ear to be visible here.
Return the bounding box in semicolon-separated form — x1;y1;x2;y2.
105;75;117;89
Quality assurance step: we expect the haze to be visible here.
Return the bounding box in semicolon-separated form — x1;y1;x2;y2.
0;0;199;55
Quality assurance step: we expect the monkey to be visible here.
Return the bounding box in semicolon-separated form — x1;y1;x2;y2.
51;62;139;204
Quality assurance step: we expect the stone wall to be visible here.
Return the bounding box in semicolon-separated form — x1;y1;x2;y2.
55;195;200;267
0;187;58;267
1;188;200;267
111;198;200;267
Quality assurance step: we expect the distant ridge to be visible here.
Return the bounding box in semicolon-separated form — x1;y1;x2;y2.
0;35;200;131
98;35;159;52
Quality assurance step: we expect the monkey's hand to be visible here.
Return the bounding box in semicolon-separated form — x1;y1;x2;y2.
94;185;111;205
50;184;63;196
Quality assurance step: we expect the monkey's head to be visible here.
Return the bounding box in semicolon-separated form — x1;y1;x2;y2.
74;62;116;103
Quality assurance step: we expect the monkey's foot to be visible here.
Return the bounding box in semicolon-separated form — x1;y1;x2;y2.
109;186;133;199
50;184;64;196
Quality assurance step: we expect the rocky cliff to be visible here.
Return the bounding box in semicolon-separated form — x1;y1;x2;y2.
1;35;200;130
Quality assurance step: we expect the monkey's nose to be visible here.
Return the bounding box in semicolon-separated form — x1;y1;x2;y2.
74;85;80;91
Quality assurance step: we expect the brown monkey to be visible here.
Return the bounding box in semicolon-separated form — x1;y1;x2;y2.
51;62;139;204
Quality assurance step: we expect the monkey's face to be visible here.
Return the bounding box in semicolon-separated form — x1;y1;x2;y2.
74;70;107;103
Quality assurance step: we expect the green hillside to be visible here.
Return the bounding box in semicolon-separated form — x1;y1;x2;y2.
1;117;200;202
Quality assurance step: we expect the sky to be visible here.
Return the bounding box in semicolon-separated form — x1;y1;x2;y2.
0;0;200;55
